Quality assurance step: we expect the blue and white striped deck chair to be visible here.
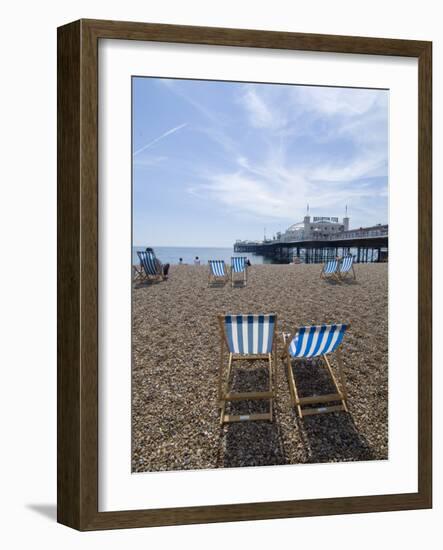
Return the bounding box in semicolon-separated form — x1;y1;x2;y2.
208;260;228;286
137;250;163;282
320;258;339;281
282;323;350;417
230;256;247;287
217;314;278;424
338;255;356;281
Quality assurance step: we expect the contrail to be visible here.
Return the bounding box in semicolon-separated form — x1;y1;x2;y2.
133;123;188;156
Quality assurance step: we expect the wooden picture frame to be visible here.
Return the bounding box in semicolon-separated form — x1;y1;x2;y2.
57;19;432;530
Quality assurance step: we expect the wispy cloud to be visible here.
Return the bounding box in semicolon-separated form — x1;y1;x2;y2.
190;160;383;223
294;86;378;117
159;80;242;158
160;80;220;124
239;87;285;130
133;155;168;167
186;84;388;226
309;152;387;182
133;123;187;156
133;78;388;245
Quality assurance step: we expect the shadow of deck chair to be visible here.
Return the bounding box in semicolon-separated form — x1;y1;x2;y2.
217;314;277;425
136;250;164;283
230;256;247;287
282;323;350;418
320;258;340;281
208;260;228;287
338;255;356;281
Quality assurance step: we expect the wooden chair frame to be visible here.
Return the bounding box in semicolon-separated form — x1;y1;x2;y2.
208;261;229;287
320;259;340;282
217;314;278;424
282;326;350;418
132;264;145;283
230;260;247;288
338;258;357;281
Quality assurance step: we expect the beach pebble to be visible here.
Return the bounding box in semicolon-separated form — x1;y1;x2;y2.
132;263;388;472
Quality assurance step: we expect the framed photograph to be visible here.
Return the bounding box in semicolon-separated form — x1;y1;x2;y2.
57;19;432;530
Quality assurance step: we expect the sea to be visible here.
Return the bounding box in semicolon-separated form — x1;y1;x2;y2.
132;246;270;266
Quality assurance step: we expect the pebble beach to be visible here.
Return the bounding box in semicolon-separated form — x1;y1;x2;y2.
132;263;388;472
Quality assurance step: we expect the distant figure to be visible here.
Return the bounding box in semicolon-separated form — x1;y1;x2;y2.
179;258;183;265
246;259;251;267
194;256;201;265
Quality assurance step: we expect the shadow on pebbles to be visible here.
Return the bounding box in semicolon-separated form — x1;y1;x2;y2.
131;263;388;472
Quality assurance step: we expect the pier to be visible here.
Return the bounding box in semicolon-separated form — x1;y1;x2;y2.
234;224;388;264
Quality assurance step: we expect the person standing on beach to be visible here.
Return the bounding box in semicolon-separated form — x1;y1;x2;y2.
194;256;200;265
179;258;183;265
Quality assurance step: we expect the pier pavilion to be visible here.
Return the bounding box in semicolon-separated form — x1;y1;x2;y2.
234;220;388;264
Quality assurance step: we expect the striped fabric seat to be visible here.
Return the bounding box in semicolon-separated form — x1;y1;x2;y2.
224;314;276;355
137;250;159;277
288;324;347;358
231;256;246;273
209;260;226;277
323;259;338;274
340;255;353;273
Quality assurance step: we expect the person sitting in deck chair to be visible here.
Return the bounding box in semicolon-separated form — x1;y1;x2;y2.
137;249;169;282
146;248;169;279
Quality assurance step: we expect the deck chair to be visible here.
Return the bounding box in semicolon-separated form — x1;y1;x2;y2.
218;314;277;424
132;264;145;283
320;258;339;281
137;250;163;282
208;260;228;286
230;256;247;287
282;323;350;418
338;255;356;281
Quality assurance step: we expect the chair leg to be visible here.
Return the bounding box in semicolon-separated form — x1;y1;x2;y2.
217;343;225;405
335;349;349;411
268;354;273;421
322;353;348;412
287;356;302;417
286;357;294;403
273;345;277;393
219;353;233;424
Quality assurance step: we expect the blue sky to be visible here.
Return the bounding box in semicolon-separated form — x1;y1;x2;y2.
132;77;388;247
